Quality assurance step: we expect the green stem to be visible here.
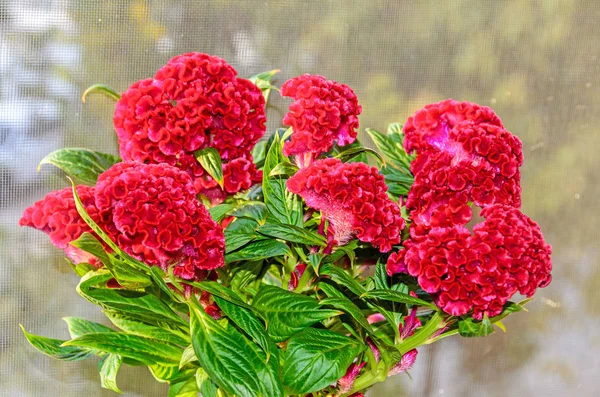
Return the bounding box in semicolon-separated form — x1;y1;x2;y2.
396;311;445;354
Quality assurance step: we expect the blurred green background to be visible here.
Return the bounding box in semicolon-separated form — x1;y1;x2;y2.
1;0;598;396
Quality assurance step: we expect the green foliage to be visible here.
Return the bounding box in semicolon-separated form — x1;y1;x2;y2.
38;148;120;185
194;147;224;189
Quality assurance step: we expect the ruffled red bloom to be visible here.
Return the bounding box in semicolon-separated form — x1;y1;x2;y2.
114;52;265;199
19;186;113;266
281;74;361;158
95;162;225;280
406;121;523;228
287;158;402;252
388;204;552;319
403;99;504;155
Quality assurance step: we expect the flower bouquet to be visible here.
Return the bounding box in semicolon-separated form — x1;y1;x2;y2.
20;52;552;396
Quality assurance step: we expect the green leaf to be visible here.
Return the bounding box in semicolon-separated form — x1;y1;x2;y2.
77;271;187;328
335;145;385;165
168;376;199;397
268;161;299;177
248;69;280;103
262;133;303;227
225;239;291;263
196;368;219;397
179;345;197;369
99;354;123;393
252;140;268;169
103;311;189;346
256;223;327;247
319;263;367;296
82;83;121;102
63;317;114;338
458;315;495;338
189;303;284;397
209;203;234;222
39;148;120;185
282;328;365;394
364;289;438;310
319;297;374;334
20;325;92;361
231;202;269;225
214;296;272;361
70;232;111;265
374;259;389;290
149;364;194;382
252;285;342;342
194;147;224;189
365;127;413;168
64;332;182;365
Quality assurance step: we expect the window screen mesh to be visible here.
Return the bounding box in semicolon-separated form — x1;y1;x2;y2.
1;1;598;396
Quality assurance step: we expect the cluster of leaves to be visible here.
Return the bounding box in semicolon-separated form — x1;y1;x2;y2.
22;72;532;397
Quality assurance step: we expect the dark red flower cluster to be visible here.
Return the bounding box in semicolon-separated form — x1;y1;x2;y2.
287;158;403;252
21;162;225;281
95;162;225;279
388;205;552;319
388;100;551;318
405;105;523;228
114;52;265;201
19;185;111;266
281;74;361;159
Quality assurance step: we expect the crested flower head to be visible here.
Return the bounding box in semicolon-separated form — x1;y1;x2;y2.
287;158;403;252
281;74;361;159
406;120;523;229
19;185;114;266
403;99;504;155
95;162;225;280
114;52;266;200
389;204;551;319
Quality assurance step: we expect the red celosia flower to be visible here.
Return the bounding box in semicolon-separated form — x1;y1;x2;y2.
114;52;265;199
403;99;504;155
281;74;361;160
95;162;225;280
388;349;418;376
406;121;523;228
338;362;366;395
287;158;403;252
388;204;552;319
19;186;113;266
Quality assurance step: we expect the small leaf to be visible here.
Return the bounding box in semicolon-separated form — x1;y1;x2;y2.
257;223;327;247
194;147;224;188
364;289;438;310
103;311;189;346
214;296;272;360
225;239;291;263
268;162;299;177
196;368;219;397
209;204;234;222
319;297;374;334
99;354;123;393
168;376;199;397
374;259;389;290
282;328;365;394
319;263;366;296
189;303;284;397
252;285;341;342
248;69;280;103
179;345;197;369
39;148;120;185
458;315;495;338
186;280;254;312
231;202;269;224
82;84;121;102
63;332;182;365
335;146;385;165
63;317;114;338
262;133;303;227
21;325;92;361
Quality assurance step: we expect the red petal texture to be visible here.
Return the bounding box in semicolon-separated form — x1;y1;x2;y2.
95;162;225;280
114;52;265;200
391;204;552;319
19;185;113;267
287;158;403;252
406;120;523;228
281;74;362;157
